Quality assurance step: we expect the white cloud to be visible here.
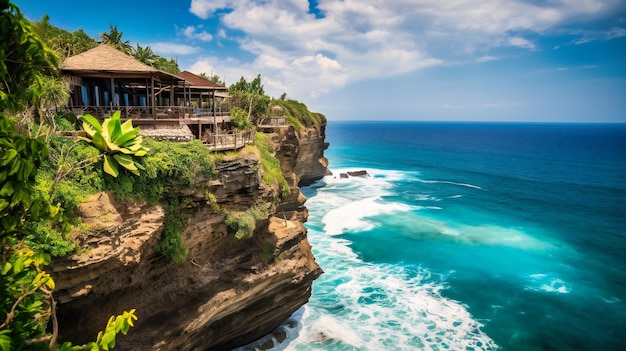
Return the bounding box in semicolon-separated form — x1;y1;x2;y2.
574;26;626;44
476;56;500;63
182;25;213;42
508;36;536;50
189;0;234;19
151;42;200;56
186;0;624;99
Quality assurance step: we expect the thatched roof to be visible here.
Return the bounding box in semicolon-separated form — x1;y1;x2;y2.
176;71;228;90
62;44;158;73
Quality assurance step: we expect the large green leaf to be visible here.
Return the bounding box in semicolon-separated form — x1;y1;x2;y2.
113;154;139;175
115;127;140;146
120;119;135;134
79;114;102;134
106;114;122;142
91;132;109;152
0;149;17;166
79;111;148;177
103;154;119;177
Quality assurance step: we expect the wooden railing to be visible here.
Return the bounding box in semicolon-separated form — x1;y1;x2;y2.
258;117;287;127
71;106;230;120
204;130;255;151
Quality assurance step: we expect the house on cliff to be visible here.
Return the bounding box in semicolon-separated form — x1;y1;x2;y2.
61;45;233;142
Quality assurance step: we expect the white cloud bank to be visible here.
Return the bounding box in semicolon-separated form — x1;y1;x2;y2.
187;0;624;99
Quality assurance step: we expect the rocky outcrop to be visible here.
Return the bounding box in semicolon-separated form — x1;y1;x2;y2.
277;124;330;187
51;126;329;350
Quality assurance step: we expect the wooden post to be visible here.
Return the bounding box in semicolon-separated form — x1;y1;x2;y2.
110;76;115;115
151;75;156;120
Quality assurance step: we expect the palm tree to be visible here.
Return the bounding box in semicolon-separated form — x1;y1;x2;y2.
100;24;132;54
133;44;156;66
153;57;180;74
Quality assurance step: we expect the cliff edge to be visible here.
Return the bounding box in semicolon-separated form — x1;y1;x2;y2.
51;123;328;350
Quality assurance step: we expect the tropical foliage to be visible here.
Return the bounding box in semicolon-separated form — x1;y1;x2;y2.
32;15;97;59
132;44;156;66
270;99;327;132
228;75;270;125
225;205;268;240
152;57;180;74
1;2;136;349
255;133;290;200
230;107;254;130
78;112;149;178
100;24;132;55
0;0;58;113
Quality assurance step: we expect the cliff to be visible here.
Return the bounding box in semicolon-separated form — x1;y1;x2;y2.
50;124;329;350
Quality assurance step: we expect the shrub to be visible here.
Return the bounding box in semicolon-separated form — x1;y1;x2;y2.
230;107;254;130
255;133;290;200
78;111;149;177
225;205;268;240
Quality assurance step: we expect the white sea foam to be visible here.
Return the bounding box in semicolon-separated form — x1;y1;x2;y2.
525;274;570;294
417;179;483;190
283;261;498;350
322;196;413;235
311;168;416;236
416;194;442;201
247;167;500;351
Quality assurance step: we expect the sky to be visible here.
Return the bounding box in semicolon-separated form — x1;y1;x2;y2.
14;0;626;122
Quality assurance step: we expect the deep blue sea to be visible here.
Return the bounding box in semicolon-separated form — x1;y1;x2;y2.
243;122;626;351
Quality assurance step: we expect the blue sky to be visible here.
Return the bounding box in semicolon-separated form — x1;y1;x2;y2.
14;0;626;122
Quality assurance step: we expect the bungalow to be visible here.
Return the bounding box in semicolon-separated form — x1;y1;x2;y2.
61;45;231;136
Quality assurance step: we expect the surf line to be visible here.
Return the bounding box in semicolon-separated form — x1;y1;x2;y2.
417;179;483;190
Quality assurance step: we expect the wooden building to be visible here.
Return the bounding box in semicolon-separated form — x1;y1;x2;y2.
61;45;231;131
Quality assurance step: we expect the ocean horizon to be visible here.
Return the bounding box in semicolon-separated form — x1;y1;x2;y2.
240;121;626;351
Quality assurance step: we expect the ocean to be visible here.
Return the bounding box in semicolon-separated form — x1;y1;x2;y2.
243;122;626;351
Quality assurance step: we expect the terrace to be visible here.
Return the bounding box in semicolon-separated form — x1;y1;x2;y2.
62;45;232;141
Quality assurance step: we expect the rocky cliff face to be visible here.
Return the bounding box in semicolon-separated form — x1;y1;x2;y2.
51;124;328;350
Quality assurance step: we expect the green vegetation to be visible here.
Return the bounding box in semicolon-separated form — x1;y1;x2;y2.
2;0;323;347
271;99;326;133
254;133;290;200
155;205;188;264
32;14;97;59
225;205;268;240
230;107;254;130
0;1;58;113
102;139;216;263
259;242;275;262
100;24;132;55
78;112;149;178
1;3;138;348
1;89;135;351
228;74;270;125
105;138;216;204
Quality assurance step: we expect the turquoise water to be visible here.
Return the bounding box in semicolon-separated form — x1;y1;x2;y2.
242;122;626;351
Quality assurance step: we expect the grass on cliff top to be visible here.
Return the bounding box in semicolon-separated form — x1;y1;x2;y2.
255;132;290;200
271;99;326;133
34;136;218;259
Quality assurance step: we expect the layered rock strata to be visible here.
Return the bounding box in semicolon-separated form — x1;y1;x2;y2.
51;124;328;350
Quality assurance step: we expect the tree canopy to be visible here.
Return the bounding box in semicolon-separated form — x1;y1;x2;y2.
228;74;270;124
100;24;132;55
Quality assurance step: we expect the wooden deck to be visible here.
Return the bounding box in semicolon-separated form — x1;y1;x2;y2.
72;106;230;122
71;106;258;153
204;130;254;151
